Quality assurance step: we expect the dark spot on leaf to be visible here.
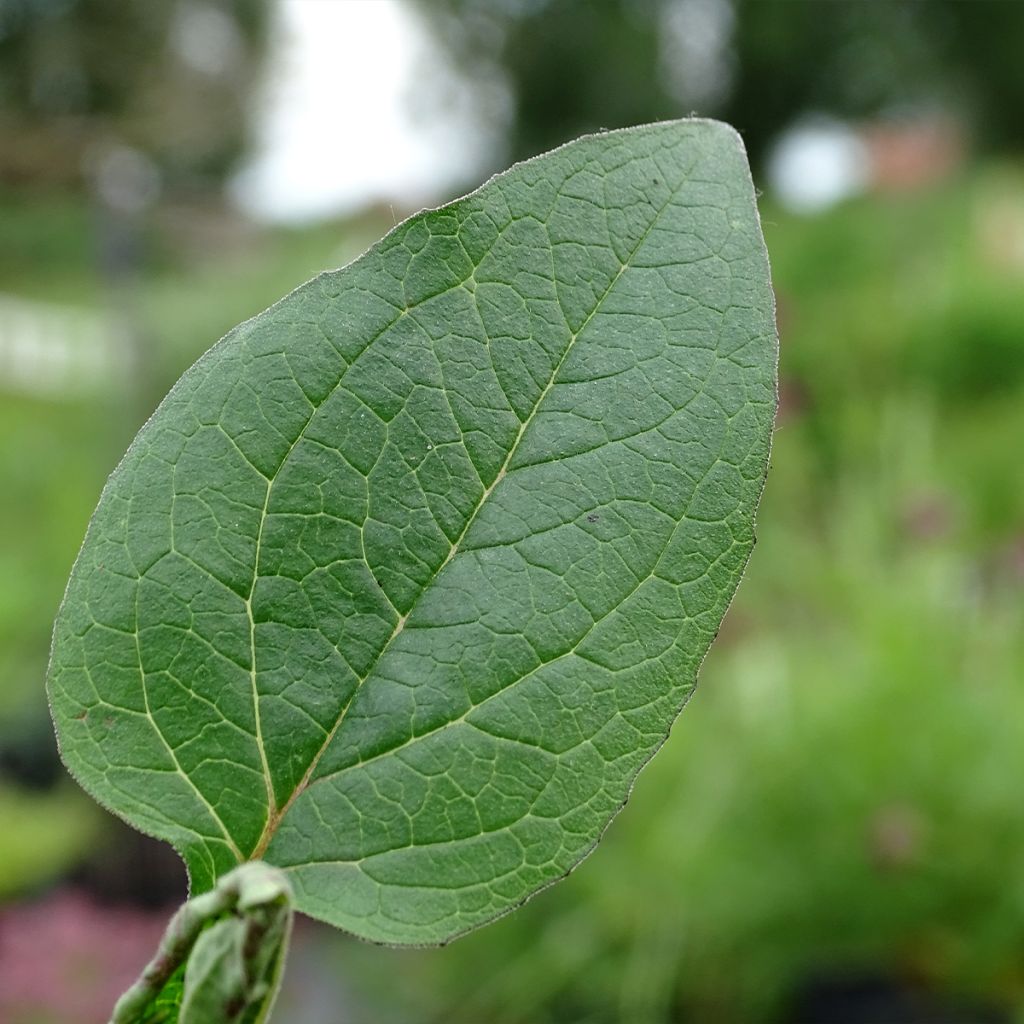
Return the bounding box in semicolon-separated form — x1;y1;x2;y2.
586;514;600;523
73;709;88;721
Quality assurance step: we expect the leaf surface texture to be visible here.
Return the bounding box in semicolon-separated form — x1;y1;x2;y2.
49;120;777;944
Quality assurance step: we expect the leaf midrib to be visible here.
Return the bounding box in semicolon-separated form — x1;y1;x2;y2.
248;158;691;861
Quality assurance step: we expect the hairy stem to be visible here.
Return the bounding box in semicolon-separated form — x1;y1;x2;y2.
109;861;293;1024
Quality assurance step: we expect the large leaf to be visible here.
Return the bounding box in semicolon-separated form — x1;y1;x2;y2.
49;119;777;945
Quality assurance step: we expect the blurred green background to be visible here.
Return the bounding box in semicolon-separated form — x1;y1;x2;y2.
2;1;1024;1022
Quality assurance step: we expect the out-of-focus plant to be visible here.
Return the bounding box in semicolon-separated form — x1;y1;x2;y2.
0;0;270;188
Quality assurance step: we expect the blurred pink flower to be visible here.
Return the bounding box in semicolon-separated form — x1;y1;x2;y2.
0;888;172;1024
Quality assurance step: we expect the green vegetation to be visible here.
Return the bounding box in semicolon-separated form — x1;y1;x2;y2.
3;147;1023;1021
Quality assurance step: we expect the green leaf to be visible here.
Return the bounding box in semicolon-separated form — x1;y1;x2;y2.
49;119;777;945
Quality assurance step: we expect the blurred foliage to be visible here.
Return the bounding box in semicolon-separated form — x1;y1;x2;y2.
414;0;1024;170
0;782;99;898
0;0;270;188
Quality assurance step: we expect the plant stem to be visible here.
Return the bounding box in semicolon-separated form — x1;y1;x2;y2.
108;861;292;1024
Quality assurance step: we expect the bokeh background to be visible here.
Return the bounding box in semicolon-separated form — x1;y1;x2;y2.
2;1;1024;1021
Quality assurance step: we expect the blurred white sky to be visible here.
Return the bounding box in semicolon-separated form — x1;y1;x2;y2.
232;0;489;223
